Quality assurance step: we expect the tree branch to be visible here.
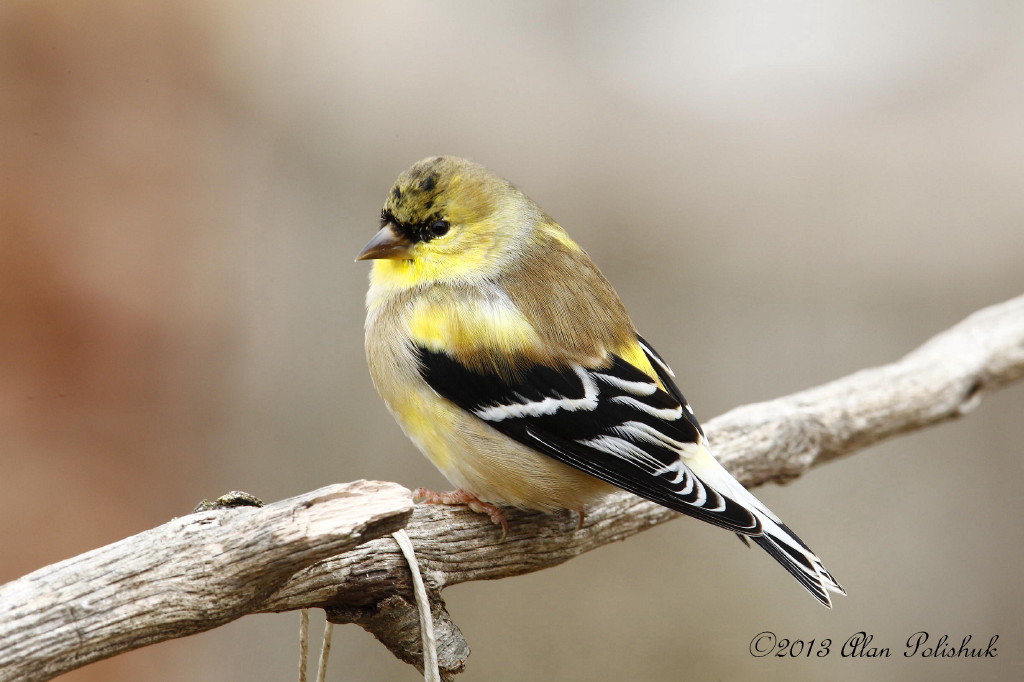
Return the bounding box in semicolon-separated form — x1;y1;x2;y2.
2;294;1022;681
0;481;414;682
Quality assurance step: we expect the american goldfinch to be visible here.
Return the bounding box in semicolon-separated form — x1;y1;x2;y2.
358;156;844;607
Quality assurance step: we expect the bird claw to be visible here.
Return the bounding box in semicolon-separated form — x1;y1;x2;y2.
414;487;510;540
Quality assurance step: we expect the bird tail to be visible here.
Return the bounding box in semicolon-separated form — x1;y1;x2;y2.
687;444;845;607
749;515;845;608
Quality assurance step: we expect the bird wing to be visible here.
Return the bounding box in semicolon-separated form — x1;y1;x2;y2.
416;334;845;606
414;335;764;535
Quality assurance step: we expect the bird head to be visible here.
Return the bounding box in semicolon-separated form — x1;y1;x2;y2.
356;156;544;286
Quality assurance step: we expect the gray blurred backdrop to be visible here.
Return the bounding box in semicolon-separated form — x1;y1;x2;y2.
2;1;1023;680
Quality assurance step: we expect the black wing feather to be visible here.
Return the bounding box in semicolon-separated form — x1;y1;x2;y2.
637;334;701;432
415;342;762;534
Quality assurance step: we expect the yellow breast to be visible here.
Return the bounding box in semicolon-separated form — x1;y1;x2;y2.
406;290;543;371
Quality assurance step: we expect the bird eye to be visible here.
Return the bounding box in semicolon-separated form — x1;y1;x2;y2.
428;219;450;237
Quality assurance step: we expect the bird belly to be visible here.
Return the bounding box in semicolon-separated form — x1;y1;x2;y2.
390;383;613;512
365;291;613;512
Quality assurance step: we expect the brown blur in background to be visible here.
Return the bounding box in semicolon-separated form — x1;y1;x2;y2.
2;1;1022;680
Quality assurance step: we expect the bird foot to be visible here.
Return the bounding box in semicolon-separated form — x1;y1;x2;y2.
414;487;510;539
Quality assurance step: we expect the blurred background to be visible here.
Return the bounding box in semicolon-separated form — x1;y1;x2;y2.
2;1;1022;680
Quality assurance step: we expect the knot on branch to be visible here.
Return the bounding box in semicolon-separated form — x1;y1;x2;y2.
329;594;469;681
958;379;986;416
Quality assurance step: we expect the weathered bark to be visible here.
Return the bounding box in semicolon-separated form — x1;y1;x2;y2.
1;294;1021;681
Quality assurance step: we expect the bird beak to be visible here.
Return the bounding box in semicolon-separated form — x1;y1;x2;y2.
355;224;413;261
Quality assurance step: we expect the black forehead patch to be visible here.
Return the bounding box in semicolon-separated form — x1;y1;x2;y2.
381;158;451;233
381;208;447;245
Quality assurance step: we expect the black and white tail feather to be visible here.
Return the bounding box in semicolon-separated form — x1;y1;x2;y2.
416;334;845;607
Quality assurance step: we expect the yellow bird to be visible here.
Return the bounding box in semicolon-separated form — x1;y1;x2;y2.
358;156;844;607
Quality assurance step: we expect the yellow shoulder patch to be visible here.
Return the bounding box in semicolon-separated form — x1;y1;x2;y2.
538;222;582;252
615;340;665;388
